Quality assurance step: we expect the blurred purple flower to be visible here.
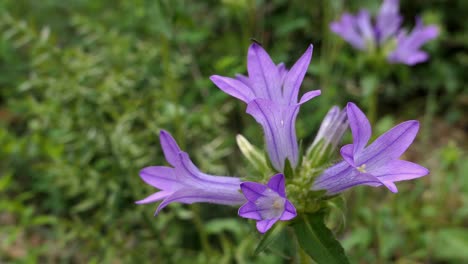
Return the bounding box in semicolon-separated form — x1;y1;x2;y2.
136;130;245;214
330;0;438;65
211;44;321;172
238;173;297;233
388;18;439;65
313;102;429;195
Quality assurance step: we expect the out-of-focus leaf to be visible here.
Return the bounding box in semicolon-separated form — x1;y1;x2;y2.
293;211;350;264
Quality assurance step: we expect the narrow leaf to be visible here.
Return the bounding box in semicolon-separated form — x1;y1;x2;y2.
253;221;287;255
293;211;350;264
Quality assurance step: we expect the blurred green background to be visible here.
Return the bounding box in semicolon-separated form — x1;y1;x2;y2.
0;0;467;263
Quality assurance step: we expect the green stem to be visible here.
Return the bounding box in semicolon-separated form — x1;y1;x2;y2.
191;204;212;254
368;88;378;125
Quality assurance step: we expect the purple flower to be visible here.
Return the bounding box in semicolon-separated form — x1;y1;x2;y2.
330;0;438;65
210;44;321;172
238;173;297;233
388;18;439;65
136;130;246;214
313;102;429;195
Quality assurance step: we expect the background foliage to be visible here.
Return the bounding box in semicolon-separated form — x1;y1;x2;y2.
0;0;466;263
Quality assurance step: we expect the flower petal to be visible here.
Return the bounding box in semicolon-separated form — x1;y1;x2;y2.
247;43;281;100
330;13;366;50
238;202;262;220
340;144;355;167
139;166;180;190
256;218;279;234
246;99;300;171
283;45;313;104
356;10;375;44
370;159;429;182
280;200;297;221
346;102;371;156
376;0;402;43
160;130;182;166
177;152;241;186
156;187;246;214
266;173;286;197
210;75;255;103
313;162;384;195
240;181;268;202
135;190;172;205
357;120;419;169
299;90;321;104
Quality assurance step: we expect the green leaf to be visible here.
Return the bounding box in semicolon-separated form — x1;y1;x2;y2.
293;211;350;264
253;221;287;256
433;228;468;261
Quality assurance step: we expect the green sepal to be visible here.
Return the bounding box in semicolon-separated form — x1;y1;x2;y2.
293;211;350;264
283;158;294;178
253;221;287;256
236;134;271;176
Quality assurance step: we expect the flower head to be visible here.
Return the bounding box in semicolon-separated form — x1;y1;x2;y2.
136;130;245;214
238;173;297;233
313;102;429;195
388;18;439;65
330;0;438;65
211;43;320;172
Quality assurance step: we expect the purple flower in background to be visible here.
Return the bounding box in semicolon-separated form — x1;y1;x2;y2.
211;44;321;172
330;0;438;65
238;173;297;233
136;130;245;214
388;18;439;65
313;102;429;195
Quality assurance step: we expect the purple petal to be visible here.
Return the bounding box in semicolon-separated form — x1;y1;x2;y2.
330;13;366;50
356;10;375;44
382;181;398;193
246;99;300;171
139;166;180;190
177;152;241;186
282;45;313;104
280;200;297;221
135;190;172;205
313;162;384;195
370;160;429;182
299;90;321;104
210;75;255;103
256;218;279;234
266;173;286;197
340;144;355;167
277;63;288;85
346;102;371;156
357;120;419;170
240;181;268;202
156;187;246;214
238;202;262;220
160;130;182;166
376;0;402;43
247;43;281;100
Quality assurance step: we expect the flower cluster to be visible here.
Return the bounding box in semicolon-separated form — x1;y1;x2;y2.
136;42;429;234
330;0;438;65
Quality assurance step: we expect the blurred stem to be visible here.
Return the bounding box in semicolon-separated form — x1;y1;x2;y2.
422;88;436;150
191;204;212;254
368;88;378;125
